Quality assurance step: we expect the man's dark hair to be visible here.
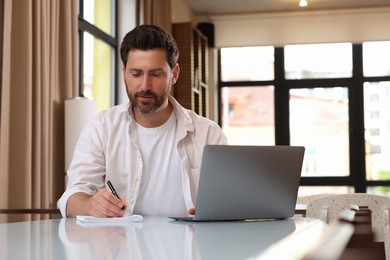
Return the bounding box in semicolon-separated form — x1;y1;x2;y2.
120;24;179;69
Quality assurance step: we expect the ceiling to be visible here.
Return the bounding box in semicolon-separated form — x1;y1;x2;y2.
181;0;390;15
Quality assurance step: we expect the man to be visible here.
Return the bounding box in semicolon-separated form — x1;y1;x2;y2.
58;25;228;218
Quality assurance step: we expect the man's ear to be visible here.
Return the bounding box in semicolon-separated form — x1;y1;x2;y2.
122;64;126;77
172;63;180;84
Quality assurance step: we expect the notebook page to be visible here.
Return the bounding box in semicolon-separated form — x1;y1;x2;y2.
76;214;143;223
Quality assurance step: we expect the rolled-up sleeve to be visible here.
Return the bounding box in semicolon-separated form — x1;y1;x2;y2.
58;115;107;216
57;104;132;217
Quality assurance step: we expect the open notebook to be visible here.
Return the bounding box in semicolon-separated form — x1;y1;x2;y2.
76;214;143;225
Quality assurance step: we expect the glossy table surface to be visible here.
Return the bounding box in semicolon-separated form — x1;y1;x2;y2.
0;217;328;260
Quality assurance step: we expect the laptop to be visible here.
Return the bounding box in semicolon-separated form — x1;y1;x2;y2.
170;145;305;222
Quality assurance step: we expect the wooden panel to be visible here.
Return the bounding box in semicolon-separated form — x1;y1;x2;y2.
172;23;209;118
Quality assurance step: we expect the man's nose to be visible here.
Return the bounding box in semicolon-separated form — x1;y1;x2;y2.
140;75;152;90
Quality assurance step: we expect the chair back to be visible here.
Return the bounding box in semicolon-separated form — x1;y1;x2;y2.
306;193;390;242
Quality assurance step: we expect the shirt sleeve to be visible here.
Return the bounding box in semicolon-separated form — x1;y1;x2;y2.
57;116;106;217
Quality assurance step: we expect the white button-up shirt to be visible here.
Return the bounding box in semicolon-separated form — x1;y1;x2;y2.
58;96;228;217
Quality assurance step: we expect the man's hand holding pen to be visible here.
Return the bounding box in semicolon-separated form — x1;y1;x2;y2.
87;182;128;218
106;180;127;213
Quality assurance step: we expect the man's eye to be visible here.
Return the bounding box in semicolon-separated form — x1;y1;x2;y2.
151;71;163;77
131;72;142;77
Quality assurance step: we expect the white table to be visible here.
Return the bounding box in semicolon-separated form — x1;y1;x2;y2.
0;217;329;260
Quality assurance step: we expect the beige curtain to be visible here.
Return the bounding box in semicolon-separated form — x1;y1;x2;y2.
142;0;172;32
0;0;78;222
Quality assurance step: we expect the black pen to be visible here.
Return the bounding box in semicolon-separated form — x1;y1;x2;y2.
106;180;126;212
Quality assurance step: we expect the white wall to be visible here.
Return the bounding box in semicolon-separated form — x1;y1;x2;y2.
210;7;390;47
171;0;193;23
117;0;137;104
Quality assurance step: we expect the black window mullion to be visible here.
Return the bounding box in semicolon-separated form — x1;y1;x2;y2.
350;44;367;192
78;30;84;97
220;81;274;87
274;47;289;145
113;0;119;105
217;49;223;126
79;0;83;19
300;176;354;186
78;18;116;47
287;78;352;88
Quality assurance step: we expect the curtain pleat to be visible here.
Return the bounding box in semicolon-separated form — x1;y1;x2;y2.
0;0;77;223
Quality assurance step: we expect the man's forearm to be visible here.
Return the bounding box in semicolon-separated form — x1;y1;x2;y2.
66;192;92;217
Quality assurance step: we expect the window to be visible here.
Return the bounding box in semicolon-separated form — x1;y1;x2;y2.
221;46;274;81
220;46;275;145
290;87;349;177
363;41;390;77
79;0;118;112
221;86;275;145
219;41;390;195
284;43;352;79
364;81;390;183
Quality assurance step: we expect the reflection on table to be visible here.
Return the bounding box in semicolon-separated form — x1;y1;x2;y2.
0;217;328;260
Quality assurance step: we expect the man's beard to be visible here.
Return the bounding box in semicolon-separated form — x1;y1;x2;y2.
126;86;170;114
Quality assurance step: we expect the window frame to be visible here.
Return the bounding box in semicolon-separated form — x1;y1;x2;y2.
218;43;390;192
78;0;119;105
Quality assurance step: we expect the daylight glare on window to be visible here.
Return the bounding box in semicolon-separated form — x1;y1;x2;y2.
363;41;390;77
364;81;390;181
83;0;115;37
221;46;274;81
284;43;352;79
82;0;114;112
290;87;350;177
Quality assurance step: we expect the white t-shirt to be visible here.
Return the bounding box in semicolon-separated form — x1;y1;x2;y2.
133;112;187;217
